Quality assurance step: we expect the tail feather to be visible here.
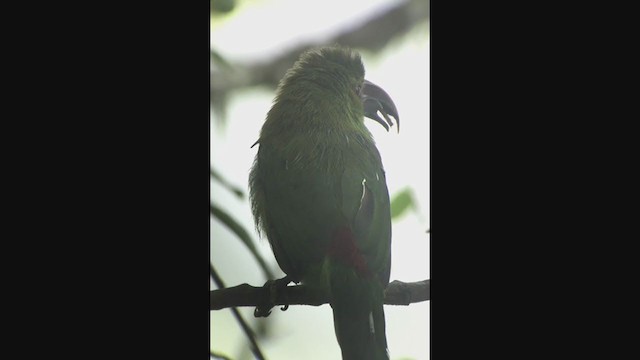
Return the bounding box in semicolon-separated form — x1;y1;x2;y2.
330;270;389;360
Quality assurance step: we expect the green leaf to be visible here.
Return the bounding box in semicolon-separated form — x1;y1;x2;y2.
390;188;415;220
211;0;235;14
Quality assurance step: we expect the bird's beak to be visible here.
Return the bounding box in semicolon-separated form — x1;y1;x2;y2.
361;80;399;133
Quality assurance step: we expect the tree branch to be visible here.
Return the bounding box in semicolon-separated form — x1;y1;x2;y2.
211;0;429;98
210;263;266;360
210;279;429;311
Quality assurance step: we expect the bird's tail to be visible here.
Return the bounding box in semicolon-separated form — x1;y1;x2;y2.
330;269;389;360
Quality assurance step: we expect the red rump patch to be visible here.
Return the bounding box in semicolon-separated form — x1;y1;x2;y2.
327;227;372;278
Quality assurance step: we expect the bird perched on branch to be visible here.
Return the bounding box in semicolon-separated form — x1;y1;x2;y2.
249;46;399;360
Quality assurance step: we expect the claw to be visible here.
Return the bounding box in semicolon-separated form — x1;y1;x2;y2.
254;307;272;318
254;275;292;318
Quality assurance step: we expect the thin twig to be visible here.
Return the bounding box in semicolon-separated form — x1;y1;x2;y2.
210;202;275;280
211;166;244;199
210;263;267;360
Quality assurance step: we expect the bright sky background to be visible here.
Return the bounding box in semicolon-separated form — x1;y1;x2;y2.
211;1;429;359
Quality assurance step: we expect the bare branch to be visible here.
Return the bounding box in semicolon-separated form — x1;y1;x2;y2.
210;263;266;360
210;279;430;311
384;280;430;305
211;0;429;97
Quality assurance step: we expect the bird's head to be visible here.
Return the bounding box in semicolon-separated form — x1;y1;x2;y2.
276;46;399;133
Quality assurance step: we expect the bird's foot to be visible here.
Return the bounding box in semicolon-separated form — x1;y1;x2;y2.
254;275;292;318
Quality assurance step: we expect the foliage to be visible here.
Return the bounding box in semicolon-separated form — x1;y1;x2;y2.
211;0;235;14
390;187;417;220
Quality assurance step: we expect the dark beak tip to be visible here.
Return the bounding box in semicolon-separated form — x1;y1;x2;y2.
361;80;399;134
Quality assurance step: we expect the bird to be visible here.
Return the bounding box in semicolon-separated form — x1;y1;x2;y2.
249;46;399;360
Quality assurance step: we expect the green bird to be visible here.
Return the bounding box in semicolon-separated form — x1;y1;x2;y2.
249;46;399;360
